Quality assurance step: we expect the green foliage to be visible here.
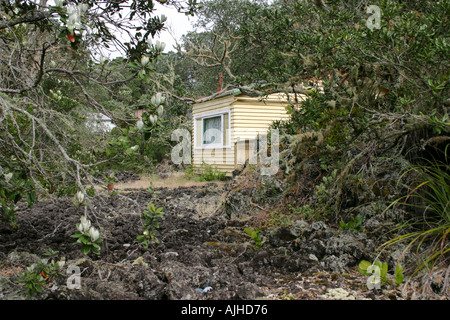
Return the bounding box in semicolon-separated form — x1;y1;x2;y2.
183;165;196;180
256;179;282;199
264;210;293;228
313;169;339;217
358;260;404;288
0;170;37;227
196;163;227;182
340;214;364;232
289;204;315;220
97;92;185;173
381;157;450;274
17;252;65;296
146;181;161;198
137;202;165;248
71;216;102;255
427;111;449;135
395;264;405;285
244;227;264;250
184;163;227;182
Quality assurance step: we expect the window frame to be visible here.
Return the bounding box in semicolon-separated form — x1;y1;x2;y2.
194;110;231;150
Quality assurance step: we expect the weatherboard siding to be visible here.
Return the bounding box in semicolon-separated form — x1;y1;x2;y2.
192;95;235;174
232;99;290;141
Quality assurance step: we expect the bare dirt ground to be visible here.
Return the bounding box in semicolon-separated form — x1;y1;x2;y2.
0;172;448;300
109;172;228;190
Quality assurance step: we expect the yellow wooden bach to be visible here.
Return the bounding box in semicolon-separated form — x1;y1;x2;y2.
191;89;301;175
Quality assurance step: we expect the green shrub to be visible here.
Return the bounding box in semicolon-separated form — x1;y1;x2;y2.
17;250;66;295
71;216;102;255
244;227;264;250
0;170;37;227
137;202;165;247
358;260;405;288
198;163;227;182
381;157;449;274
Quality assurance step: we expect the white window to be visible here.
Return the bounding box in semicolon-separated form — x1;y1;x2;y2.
194;110;230;149
203;116;222;146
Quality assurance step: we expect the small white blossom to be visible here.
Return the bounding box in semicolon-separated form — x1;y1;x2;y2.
57;260;66;269
141;55;150;66
157;105;164;117
75;190;84;203
66;3;88;32
149;115;158;125
4;172;13;183
155;40;166;52
150;92;165;107
88;227;100;241
80;216;91;232
136;120;144;130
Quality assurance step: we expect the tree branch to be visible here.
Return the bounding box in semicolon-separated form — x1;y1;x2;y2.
0;11;50;30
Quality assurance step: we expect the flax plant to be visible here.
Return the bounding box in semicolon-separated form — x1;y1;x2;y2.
380;155;449;274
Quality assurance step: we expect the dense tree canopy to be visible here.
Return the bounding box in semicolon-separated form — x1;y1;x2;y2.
0;0;197;224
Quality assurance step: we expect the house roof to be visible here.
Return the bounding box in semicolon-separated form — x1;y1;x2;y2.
195;88;243;104
194;85;291;103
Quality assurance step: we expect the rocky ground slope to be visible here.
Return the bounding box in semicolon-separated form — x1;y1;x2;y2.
0;172;448;300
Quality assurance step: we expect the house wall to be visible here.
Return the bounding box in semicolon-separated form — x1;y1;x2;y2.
192;95;235;174
232;94;291;142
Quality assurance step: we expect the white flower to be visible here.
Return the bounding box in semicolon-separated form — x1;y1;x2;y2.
67;3;77;16
366;265;382;290
150;92;165;107
75;191;84;203
136;120;144;130
66;3;88;32
149;115;158;125
67;16;81;32
76;223;84;233
157;105;164;117
160;14;167;23
80;216;91;232
54;0;64;7
57;260;66;269
4;172;13;183
130;145;139;152
141;55;150;66
88;227;100;241
155;40;166;52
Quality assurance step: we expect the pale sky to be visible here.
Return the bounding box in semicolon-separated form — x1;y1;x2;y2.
152;3;198;52
95;2;198;59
